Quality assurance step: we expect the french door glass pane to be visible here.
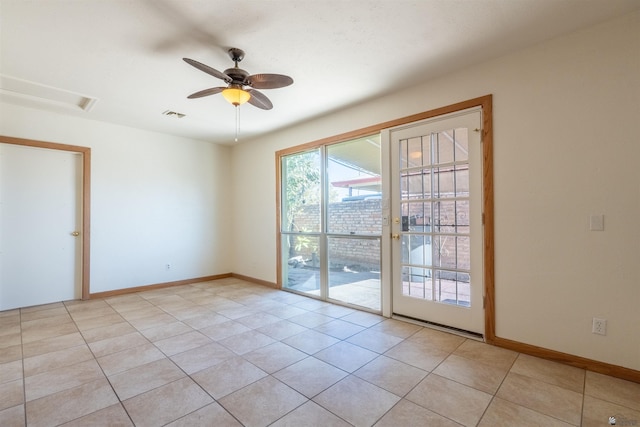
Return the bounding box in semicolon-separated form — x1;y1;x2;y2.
455;166;469;196
434;167;456;198
433;270;470;307
401;202;431;226
436;131;454;164
432;235;470;270
401;266;432;300
453;128;469;162
401;136;431;169
401;234;432;265
328;236;380;311
406;170;424;199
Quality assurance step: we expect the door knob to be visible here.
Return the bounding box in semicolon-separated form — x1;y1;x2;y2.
71;231;80;237
391;234;400;240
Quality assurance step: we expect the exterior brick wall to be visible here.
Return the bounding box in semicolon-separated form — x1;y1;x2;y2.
290;200;381;270
288;196;470;271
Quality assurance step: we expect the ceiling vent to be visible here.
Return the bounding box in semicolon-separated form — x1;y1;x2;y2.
162;110;186;118
0;74;98;112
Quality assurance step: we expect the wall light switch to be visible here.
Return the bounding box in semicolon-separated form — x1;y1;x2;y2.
590;214;604;231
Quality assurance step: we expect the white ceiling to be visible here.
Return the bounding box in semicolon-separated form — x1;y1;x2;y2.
1;0;639;145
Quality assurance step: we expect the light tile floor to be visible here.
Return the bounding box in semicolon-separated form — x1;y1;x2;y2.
1;277;639;426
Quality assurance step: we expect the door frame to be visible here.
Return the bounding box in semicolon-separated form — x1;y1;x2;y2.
0;135;91;300
276;95;494;339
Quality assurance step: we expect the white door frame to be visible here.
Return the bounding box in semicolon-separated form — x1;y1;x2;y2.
0;135;91;301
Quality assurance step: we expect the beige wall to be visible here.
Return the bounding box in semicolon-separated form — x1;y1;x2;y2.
231;11;640;370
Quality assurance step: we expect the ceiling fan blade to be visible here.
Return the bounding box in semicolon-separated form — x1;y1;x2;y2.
247;73;293;89
247;89;273;110
183;58;231;82
187;87;225;99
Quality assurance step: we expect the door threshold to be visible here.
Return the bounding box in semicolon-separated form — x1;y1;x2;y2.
392;314;484;342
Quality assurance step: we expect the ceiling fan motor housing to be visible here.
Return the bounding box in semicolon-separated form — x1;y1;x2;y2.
224;67;249;84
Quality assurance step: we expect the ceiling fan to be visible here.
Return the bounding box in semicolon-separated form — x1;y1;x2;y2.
183;48;293;110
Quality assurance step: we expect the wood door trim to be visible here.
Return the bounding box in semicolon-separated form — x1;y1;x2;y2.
0;135;91;300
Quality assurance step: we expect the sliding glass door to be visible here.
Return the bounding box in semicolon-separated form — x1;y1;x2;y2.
280;136;382;311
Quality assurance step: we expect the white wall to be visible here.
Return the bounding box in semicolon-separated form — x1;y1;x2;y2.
0;104;232;293
230;11;640;370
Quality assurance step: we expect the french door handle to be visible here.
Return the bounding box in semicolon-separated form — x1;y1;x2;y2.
71;231;80;237
391;234;400;240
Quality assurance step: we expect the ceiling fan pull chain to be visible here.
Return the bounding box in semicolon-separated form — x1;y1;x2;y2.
235;105;240;142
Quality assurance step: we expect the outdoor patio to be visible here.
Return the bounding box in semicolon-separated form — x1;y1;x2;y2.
285;267;471;312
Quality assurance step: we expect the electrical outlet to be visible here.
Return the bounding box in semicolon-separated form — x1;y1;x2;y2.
166;263;171;270
592;318;607;335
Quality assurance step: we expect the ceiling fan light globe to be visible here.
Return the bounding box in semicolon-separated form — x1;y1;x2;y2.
222;88;251;106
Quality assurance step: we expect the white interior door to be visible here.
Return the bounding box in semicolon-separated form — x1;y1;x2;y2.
0;144;82;310
389;109;484;334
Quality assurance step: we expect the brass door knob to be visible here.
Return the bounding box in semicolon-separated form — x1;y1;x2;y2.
71;231;80;237
391;233;400;240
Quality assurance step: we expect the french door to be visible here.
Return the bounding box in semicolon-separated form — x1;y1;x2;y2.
388;109;484;334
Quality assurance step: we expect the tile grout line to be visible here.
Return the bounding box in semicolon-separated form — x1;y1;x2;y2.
394;334;468;426
65;298;137;427
127;288;244;426
112;284;310;426
474;348;521;425
19;290;452;425
100;297;151;427
491;354;586;426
